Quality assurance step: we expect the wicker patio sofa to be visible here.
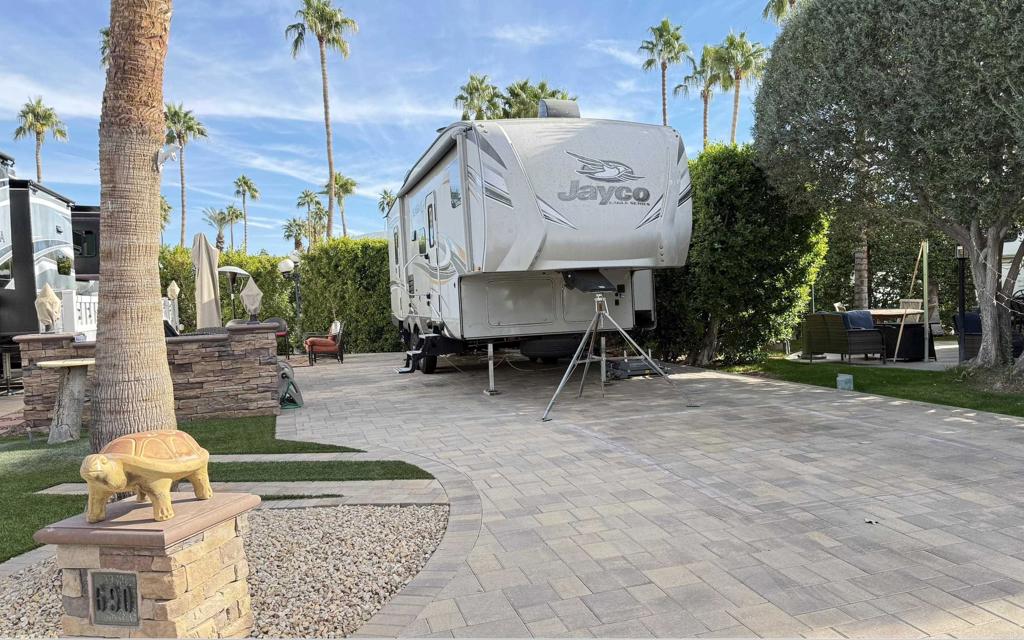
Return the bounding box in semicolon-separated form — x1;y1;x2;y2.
802;311;887;363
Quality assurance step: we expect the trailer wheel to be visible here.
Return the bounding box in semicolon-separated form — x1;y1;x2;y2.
421;355;437;374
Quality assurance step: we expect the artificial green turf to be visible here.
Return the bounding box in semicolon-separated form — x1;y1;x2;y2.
727;358;1024;418
179;416;359;454
210;461;432;482
0;417;421;563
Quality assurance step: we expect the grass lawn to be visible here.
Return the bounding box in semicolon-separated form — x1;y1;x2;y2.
727;357;1024;418
0;417;428;563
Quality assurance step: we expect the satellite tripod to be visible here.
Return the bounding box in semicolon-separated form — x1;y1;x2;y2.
541;293;672;421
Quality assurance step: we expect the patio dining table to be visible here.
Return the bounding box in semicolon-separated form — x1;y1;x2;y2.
868;308;923;322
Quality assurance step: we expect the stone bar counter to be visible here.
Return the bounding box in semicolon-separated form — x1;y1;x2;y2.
35;492;260;638
15;323;281;433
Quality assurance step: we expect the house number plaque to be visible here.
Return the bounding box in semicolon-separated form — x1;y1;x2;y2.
90;571;139;626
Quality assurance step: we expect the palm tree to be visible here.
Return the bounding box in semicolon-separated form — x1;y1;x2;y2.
164;102;208;247
718;31;768;144
159;194;172;245
322;172;356;237
224;204;244;252
93;0;177;450
308;201;328;242
283;217;306;252
99;27;111;67
377;188;396;214
674;46;728;149
454;74;501;120
13;97;68;183
233;174;259;253
286;0;358;239
639;19;690;127
296;189;321;246
203;207;228;251
498;79;574;118
763;0;803;22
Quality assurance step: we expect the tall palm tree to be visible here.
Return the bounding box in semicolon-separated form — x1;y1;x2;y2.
164;102;207;247
224;204;244;252
718;31;768;144
498;79;574;118
639;19;690;127
99;27;111;67
233;174;259;253
674;46;728;149
296;189;321;246
308;201;328;242
454;74;501;120
322;172;356;237
13;97;68;183
286;0;358;239
377;188;396;214
283;217;306;252
763;0;803;22
94;0;177;450
203;207;228;251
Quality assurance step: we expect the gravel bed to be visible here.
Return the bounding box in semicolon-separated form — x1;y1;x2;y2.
0;504;448;638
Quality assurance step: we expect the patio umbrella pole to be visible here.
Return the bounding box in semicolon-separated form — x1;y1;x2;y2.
542;294;675;422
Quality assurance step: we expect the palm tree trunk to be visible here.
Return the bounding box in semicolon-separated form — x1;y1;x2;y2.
94;0;177;452
34;133;43;183
702;94;710;149
318;39;336;238
178;144;186;247
229;221;235;252
731;71;741;144
294;237;302;252
241;193;248;254
660;62;668;127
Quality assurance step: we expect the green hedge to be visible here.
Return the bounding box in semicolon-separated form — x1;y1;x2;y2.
647;144;829;365
298;238;402;353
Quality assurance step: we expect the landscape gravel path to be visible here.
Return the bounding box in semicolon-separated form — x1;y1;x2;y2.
0;504;448;638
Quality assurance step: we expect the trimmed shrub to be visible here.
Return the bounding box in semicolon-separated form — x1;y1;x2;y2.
298;237;402;353
648;144;828;365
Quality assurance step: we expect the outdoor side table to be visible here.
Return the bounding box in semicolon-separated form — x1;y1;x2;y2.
38;358;94;445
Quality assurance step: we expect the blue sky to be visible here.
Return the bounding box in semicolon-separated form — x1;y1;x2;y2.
1;0;778;255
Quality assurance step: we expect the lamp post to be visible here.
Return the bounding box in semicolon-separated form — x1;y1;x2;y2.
277;255;302;353
956;244;967;363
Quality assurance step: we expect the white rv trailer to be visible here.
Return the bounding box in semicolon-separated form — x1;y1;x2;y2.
386;100;692;373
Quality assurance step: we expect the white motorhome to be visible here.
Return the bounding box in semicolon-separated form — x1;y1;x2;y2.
386;100;692;373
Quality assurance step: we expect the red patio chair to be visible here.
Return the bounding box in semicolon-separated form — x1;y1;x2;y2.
304;320;344;365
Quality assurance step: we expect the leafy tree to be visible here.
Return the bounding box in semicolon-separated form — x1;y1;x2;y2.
203;207;228;251
13;97;68;183
99;27;111;67
283;217;306;251
233;174;259;254
224;204;244;252
754;0;1024;369
94;0;176;450
649;144;827;364
164;102;207;247
639;18;690;127
322;172;356;237
498;79;574;118
762;0;804;23
454;74;501;120
718;31;767;144
674;45;728;149
377;188;396;214
287;0;358;239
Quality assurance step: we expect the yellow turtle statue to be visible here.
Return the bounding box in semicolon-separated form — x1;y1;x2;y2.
80;430;212;523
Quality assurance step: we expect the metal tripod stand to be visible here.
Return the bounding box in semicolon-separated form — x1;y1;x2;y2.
542;293;671;421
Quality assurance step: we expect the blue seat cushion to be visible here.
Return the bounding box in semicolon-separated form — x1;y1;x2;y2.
843;310;875;331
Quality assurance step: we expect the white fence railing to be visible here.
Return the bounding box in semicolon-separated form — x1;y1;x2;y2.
46;290;178;341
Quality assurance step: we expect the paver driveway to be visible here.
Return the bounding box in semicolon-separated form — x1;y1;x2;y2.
278;353;1024;638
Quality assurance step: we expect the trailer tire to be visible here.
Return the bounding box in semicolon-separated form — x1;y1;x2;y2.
421;355;437;374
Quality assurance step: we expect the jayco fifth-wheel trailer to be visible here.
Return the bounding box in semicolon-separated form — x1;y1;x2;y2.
386;100;692;373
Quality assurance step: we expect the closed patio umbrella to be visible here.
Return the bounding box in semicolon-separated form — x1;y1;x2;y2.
192;233;221;329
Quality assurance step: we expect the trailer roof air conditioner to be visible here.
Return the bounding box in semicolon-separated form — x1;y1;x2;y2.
538;99;579;118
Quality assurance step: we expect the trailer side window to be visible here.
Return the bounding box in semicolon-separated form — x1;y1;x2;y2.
427;202;435;248
393;230;399;262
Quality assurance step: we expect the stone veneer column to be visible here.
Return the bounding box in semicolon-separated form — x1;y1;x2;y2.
35;492;260;638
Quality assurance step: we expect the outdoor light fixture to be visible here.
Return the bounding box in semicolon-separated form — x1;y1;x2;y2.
278;256;302;344
277;258;295;275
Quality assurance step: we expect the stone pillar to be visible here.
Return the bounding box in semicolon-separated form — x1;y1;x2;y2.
35;492;260;638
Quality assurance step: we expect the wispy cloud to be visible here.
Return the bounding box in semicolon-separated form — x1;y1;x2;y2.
492;24;557;47
585;39;644;67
